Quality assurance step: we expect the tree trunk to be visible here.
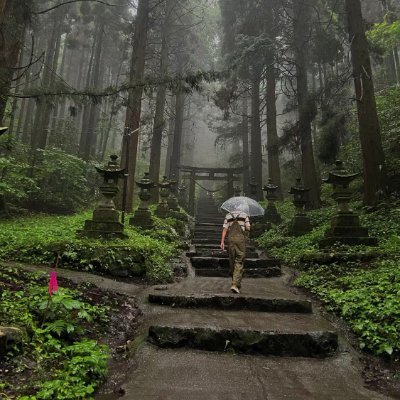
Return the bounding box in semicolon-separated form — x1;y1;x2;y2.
293;0;320;209
164;114;175;175
121;0;149;212
250;72;263;201
169;91;185;179
32;13;63;149
79;33;97;156
82;21;105;161
241;97;250;195
265;60;283;199
345;0;386;205
149;0;172;202
0;2;27;124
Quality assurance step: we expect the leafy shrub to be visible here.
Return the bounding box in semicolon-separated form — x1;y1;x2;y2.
296;259;400;356
28;148;97;214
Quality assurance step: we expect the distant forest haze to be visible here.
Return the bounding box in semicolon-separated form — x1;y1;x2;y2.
0;0;399;213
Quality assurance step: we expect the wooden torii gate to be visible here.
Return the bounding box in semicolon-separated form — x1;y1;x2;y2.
178;165;246;214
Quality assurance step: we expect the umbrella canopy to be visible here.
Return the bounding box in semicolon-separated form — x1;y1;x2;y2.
220;196;264;217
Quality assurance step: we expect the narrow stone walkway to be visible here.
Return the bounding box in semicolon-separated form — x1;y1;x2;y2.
120;198;393;400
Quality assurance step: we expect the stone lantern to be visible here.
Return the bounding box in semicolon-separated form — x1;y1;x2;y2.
263;178;282;225
178;183;188;209
129;172;156;229
288;178;312;236
249;177;258;200
156;176;170;218
234;186;242;197
167;174;179;211
81;155;126;238
319;160;377;247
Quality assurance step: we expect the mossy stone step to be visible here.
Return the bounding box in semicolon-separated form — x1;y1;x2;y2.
195;267;281;278
148;325;338;358
191;256;279;269
187;249;259;258
148;293;312;313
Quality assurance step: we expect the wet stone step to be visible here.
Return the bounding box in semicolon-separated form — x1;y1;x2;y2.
148;293;312;313
187;249;259;258
191;257;280;269
148;325;338;358
193;243;256;251
195;267;282;278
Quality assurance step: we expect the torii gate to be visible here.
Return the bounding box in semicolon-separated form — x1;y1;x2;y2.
178;165;246;215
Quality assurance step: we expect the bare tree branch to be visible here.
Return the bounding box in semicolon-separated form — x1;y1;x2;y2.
34;0;122;15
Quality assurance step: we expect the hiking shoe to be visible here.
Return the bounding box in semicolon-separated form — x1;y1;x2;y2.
231;285;240;294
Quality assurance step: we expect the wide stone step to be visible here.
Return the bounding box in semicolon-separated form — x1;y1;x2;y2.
148;325;338;358
148;293;312;313
195;267;281;278
191;257;279;269
192;238;224;245
193;243;256;252
187;249;259;258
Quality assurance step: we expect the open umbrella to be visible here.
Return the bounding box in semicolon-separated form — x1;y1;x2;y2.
220;196;264;217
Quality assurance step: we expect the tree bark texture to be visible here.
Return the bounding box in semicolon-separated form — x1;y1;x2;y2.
293;0;320;209
345;0;386;205
121;0;149;212
250;73;263;201
149;0;172;202
169;91;185;179
241;97;250;195
265;60;283;199
0;1;27;124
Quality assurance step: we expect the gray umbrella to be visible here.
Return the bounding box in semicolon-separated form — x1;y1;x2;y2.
220;196;264;217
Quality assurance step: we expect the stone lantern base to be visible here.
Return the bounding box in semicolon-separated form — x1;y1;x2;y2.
129;208;154;229
167;197;179;211
288;214;312;236
319;212;378;248
80;209;127;239
156;203;169;218
264;204;282;225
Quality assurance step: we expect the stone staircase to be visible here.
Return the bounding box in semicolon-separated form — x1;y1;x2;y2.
189;197;281;278
119;197;391;399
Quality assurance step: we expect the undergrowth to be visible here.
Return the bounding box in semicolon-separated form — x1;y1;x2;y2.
0;211;183;283
257;198;400;358
0;266;109;399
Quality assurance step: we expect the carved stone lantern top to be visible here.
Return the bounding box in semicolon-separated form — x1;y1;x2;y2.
289;178;309;212
136;172;155;191
95;155;125;184
169;174;177;192
159;176;171;190
178;183;187;194
323;160;359;188
263;178;279;200
289;178;310;196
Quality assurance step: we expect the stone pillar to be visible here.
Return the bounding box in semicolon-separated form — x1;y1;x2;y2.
288;178;312;236
249;177;258;200
129;172;155;229
156;176;170;218
189;170;196;215
227;171;234;198
263;178;282;225
167;174;179;211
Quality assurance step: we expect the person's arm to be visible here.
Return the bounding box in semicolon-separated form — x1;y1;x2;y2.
245;216;251;231
220;227;228;250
